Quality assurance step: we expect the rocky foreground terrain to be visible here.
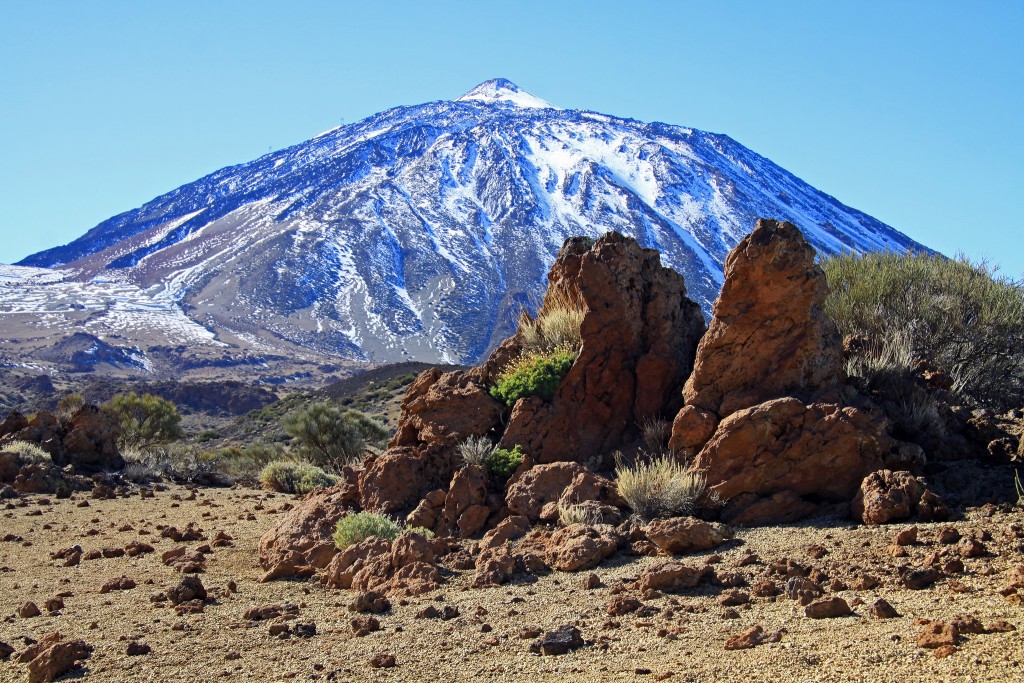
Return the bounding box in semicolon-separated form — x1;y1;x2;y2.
1;221;1022;681
0;484;1021;682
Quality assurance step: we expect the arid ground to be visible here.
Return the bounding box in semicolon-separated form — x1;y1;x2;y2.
1;484;1021;682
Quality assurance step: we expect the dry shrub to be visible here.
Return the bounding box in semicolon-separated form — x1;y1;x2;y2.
614;451;706;520
456;435;494;468
823;251;1024;411
638;416;671;452
0;440;52;464
557;502;604;527
518;286;586;355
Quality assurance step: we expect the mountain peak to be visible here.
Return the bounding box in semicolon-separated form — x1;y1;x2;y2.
455;78;555;109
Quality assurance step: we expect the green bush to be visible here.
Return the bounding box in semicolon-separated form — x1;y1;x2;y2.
822;251;1024;411
332;512;403;549
102;392;183;449
203;441;286;479
283;402;388;472
615;451;706;520
483;445;524;480
331;512;435;550
489;348;576;406
259;461;338;494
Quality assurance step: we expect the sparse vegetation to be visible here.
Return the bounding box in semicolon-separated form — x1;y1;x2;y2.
483;444;524;480
823;251;1024;411
1016;469;1024;507
56;392;86;423
557;502;604;526
259;461;338;494
333;512;399;549
0;440;52;464
639;416;671;452
102;392;183;449
456;434;495;468
615;451;706;520
489;348;576;406
518;287;586;355
283;402;388;472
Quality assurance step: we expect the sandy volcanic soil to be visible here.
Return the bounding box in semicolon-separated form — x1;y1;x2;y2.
0;484;1021;682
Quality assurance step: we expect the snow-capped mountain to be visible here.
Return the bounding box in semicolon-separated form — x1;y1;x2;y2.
6;79;925;379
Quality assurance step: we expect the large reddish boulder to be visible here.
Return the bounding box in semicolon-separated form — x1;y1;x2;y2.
358;445;448;514
320;534;442;596
543;524;620;572
258;477;358;579
693;398;920;506
681;219;843;420
389;369;503;450
499;233;705;463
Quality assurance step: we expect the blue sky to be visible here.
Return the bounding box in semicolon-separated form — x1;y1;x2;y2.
1;1;1021;276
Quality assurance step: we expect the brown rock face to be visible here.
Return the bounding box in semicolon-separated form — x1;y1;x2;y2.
499;233;705;463
637;561;711;593
506;462;611;522
20;632;92;683
851;470;948;525
644;517;731;555
682;219;843;419
543;524;620;572
694;398;913;505
258;482;357;579
389;369;505;451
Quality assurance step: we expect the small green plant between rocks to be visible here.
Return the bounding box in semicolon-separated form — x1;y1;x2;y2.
489;348;576;406
483;445;524;480
332;512;434;550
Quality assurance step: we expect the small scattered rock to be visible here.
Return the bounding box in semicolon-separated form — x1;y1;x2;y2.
99;576;136;594
370;653;396;668
868;599;900;619
724;625;764;650
530;625;585;656
351;616;381;637
126;642;151;656
918;622;958;649
605;596;642;616
18;602;41;618
349;590;390;614
804;596;852;619
895;526;918;546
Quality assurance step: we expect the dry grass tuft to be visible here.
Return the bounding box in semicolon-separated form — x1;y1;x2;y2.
615;451;706;520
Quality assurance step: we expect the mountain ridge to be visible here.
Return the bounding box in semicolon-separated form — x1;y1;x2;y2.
5;80;927;381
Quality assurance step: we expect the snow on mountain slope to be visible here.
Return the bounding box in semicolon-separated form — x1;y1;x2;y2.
7;79;926;378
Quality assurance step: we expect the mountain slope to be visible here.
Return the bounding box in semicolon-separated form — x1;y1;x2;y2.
7;79;925;378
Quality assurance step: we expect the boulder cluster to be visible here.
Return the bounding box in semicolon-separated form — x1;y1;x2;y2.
0;404;123;496
253;220;1016;593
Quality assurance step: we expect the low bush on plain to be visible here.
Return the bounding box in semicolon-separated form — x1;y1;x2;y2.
102;392;183;449
283;402;388;472
615;451;706;520
332;512;434;550
259;461;338;495
489;348;576;406
822;251;1024;411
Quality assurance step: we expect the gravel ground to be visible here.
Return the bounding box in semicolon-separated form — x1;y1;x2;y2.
0;485;1021;682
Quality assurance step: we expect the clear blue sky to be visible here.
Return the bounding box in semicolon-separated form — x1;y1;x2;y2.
1;1;1021;276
